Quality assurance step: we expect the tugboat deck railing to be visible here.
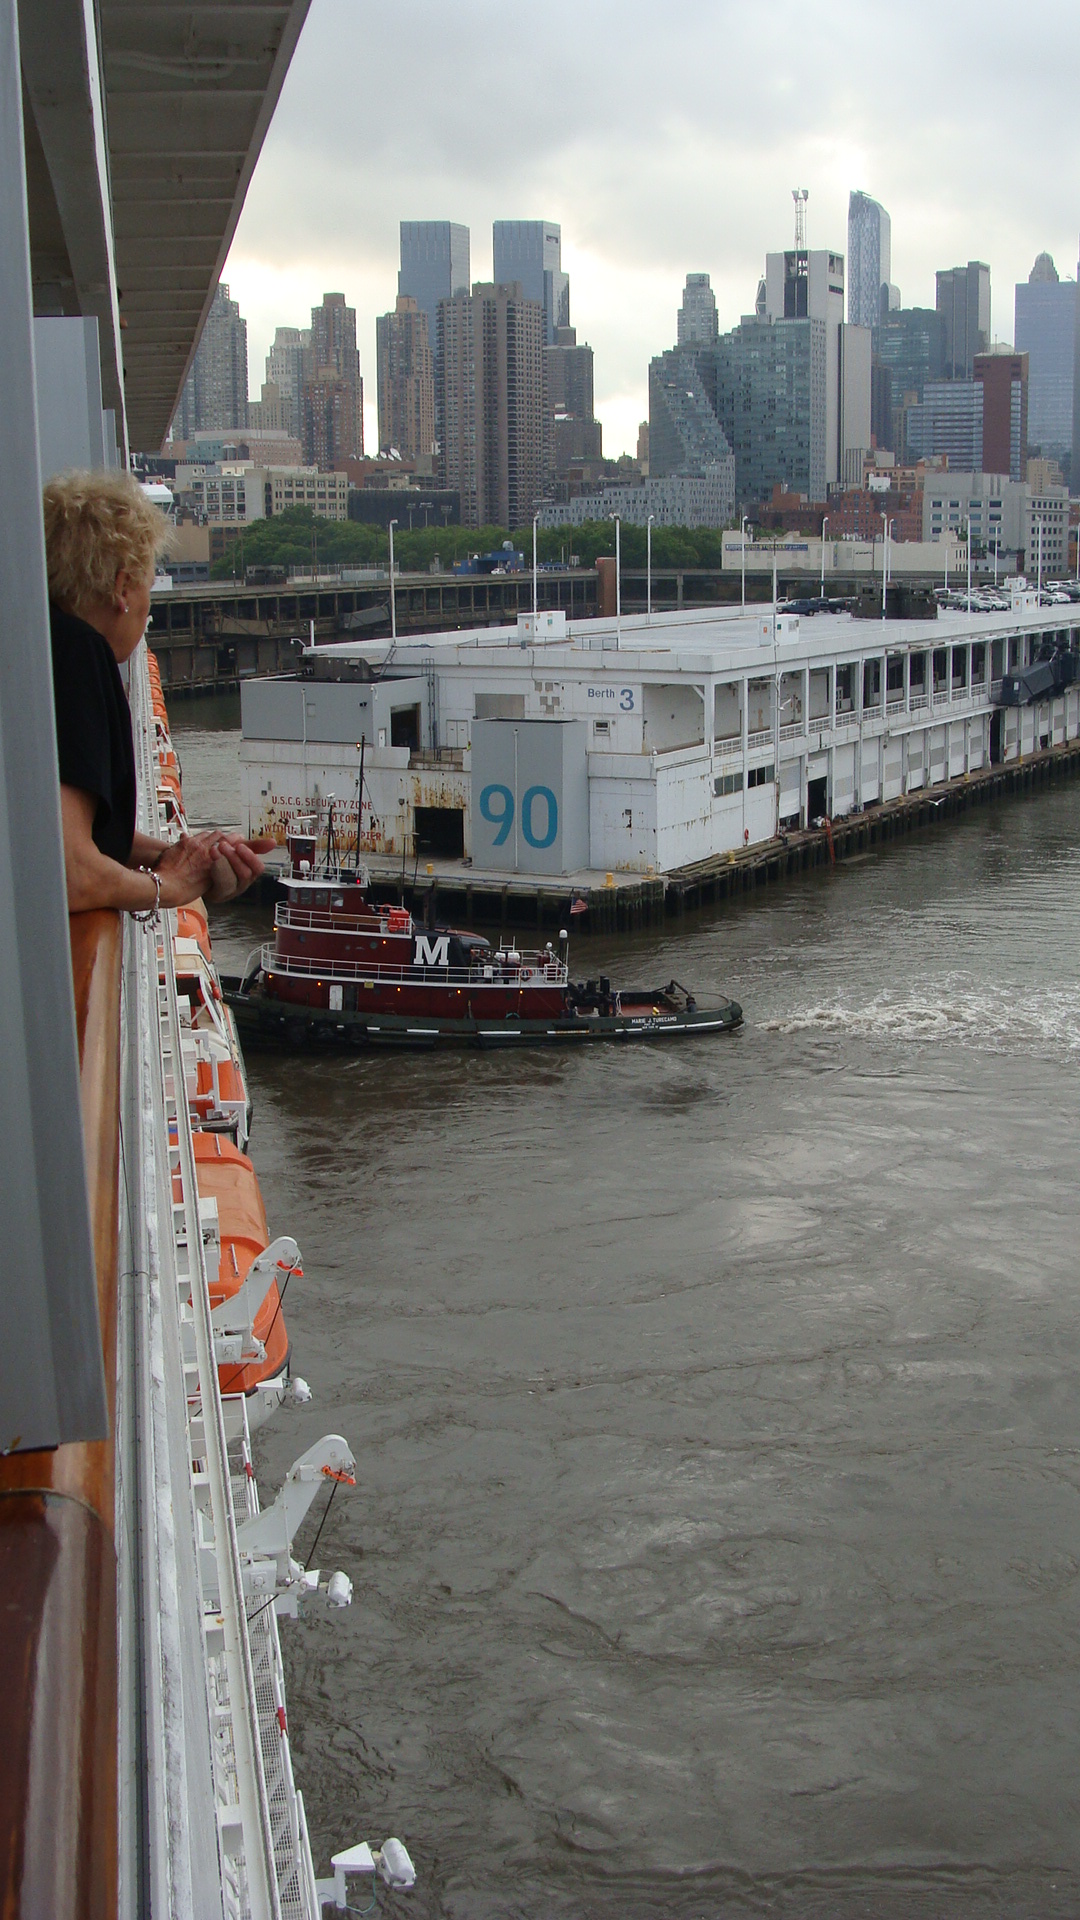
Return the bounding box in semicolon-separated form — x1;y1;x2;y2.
263;945;568;989
276;904;406;936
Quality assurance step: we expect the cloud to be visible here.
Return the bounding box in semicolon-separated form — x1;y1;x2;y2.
226;0;1080;455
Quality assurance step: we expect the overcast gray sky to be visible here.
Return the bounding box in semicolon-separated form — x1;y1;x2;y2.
225;0;1080;456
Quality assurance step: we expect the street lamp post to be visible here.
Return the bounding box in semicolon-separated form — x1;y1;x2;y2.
388;518;397;644
740;514;749;611
609;514;621;647
532;513;539;618
820;515;828;601
881;512;889;619
646;513;654;623
966;522;972;613
1037;517;1044;598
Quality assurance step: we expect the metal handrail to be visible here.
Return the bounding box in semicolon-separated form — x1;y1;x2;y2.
275;903;404;935
747;727;772;750
263;944;567;988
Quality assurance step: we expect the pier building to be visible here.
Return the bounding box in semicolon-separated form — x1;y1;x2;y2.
239;589;1080;881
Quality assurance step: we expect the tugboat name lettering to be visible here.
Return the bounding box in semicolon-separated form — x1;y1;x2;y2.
414;934;450;968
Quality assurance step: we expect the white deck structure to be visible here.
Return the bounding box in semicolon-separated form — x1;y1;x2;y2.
240;594;1080;878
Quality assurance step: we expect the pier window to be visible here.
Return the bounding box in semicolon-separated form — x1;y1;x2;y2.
886;654;904;706
391;703;421;751
909;652;927;698
809;667;831;723
747;762;775;788
746;678;771;739
862;657;881;711
933;648;949;698
713;770;744;796
951;646;968;690
835;663;855;716
643;683;705;751
971;644;986;688
713;680;742;744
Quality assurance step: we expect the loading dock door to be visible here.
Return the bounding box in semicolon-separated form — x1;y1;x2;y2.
414;806;464;858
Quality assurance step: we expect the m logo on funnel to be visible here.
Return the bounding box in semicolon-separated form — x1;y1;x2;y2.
414;934;450;967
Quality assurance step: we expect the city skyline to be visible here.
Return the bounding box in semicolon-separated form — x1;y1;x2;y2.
220;0;1080;457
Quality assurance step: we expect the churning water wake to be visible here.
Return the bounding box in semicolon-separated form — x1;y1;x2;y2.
763;978;1080;1054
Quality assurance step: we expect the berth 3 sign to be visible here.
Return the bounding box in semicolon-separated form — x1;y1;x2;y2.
471;718;589;876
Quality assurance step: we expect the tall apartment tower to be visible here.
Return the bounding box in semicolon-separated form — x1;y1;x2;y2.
265;326;306;439
376;295;435;459
764;233;869;487
174;282;248;438
492;221;569;345
398;222;470;343
545;326;601;474
936;261;991;379
677;273;719;347
974;349;1028;480
437;281;545;528
1015;254;1076;460
301;292;363;468
847;191;894;328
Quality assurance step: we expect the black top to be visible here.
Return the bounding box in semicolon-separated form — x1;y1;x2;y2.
50;602;137;866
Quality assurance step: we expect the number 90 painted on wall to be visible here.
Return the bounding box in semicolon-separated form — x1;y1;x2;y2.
479;783;558;849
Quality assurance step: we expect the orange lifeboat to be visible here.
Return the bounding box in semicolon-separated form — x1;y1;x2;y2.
188;1133;296;1410
177;900;213;963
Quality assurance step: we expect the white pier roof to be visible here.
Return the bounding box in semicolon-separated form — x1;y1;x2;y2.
310;598;1080;684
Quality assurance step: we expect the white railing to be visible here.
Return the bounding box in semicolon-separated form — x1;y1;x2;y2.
778;720;803;742
747;727;772;750
886;697;904;715
264;944;567;989
276;903;402;936
129;653;322;1918
909;692;929;711
714;733;742;758
225;1406;321;1920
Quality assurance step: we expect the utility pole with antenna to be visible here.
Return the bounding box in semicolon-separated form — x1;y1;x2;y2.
792;188;809;250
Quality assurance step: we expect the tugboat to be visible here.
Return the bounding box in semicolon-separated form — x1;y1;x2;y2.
222;830;742;1050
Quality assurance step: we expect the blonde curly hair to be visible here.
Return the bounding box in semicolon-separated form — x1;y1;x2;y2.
43;469;172;616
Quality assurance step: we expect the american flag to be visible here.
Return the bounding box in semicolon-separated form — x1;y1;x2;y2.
569;894;589;916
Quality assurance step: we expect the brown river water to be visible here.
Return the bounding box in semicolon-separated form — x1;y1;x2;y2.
175;694;1080;1917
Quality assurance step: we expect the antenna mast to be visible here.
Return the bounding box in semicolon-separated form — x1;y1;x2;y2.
792;188;808;251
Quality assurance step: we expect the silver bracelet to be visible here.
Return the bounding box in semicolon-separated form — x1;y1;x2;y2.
131;866;162;923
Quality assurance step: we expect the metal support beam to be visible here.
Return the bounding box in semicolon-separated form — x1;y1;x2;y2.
0;0;106;1452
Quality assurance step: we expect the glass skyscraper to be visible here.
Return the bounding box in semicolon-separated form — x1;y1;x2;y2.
1015;253;1075;458
398;222;470;344
848;191;892;330
492;221;569;346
